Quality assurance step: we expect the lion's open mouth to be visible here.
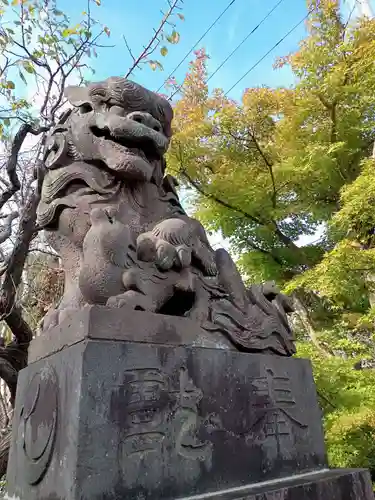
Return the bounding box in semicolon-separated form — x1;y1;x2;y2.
91;126;160;163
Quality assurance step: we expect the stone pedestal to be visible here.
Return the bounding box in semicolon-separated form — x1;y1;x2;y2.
6;307;374;500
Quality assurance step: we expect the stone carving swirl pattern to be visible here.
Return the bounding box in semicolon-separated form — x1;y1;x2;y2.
18;365;58;485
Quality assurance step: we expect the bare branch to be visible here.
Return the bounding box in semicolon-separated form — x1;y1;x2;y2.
0;190;39;323
0;211;18;245
125;0;181;78
0;124;48;212
123;34;136;62
248;129;277;207
0;307;31;405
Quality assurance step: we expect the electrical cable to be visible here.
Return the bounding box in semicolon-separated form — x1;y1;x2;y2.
224;7;314;96
156;0;238;93
206;0;286;85
167;0;286;101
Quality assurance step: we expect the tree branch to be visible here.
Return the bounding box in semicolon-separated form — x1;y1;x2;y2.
125;0;181;78
0;190;39;322
0;309;31;405
317;94;338;143
0;124;48;212
0;358;18;406
177;143;309;264
226;128;278;208
292;292;333;358
123;34;136;62
248;129;277;208
0;211;18;246
247;239;285;267
181;169;264;225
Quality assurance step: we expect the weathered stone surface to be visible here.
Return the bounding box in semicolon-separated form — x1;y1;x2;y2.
28;306;236;364
181;469;374;499
7;328;326;500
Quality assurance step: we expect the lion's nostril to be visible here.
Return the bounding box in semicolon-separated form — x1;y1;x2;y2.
127;111;162;133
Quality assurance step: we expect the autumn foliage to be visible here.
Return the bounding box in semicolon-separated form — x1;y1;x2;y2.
168;0;375;479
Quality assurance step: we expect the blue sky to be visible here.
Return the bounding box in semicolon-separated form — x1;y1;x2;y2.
59;0;375;99
61;0;314;100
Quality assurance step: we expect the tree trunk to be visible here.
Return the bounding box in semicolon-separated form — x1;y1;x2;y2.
0;426;11;478
292;293;332;357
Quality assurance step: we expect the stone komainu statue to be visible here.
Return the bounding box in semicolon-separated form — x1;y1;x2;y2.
37;77;295;356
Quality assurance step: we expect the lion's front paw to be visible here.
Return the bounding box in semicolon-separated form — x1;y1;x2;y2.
106;290;156;312
137;230;192;272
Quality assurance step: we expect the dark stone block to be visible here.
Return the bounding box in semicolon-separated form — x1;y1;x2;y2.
181;469;374;499
28;306;236;364
6;308;373;499
7;314;326;500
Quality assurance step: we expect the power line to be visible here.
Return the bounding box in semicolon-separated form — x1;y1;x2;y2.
224;8;314;96
206;0;286;85
344;0;357;28
167;0;286;102
156;0;237;93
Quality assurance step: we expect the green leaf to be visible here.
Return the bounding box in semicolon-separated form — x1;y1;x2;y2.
148;60;163;71
6;80;15;89
62;25;79;37
104;26;110;37
53;9;64;16
160;46;168;57
32;50;44;58
177;13;185;20
22;61;35;74
167;30;180;44
3;118;10;126
94;0;101;5
18;70;27;84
